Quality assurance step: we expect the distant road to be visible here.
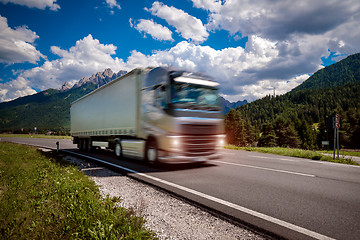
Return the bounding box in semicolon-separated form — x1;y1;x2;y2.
2;137;360;240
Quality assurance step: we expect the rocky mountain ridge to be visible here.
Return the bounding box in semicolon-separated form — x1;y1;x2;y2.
60;68;127;92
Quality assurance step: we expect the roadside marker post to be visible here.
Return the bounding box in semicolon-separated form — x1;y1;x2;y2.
333;114;340;159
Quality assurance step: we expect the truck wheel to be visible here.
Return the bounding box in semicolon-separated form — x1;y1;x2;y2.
79;139;84;151
146;140;158;164
114;141;123;158
86;139;92;152
82;139;88;152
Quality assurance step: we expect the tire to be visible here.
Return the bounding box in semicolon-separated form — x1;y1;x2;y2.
77;139;81;150
86;139;92;152
114;141;123;158
145;140;158;164
82;139;88;152
79;139;84;151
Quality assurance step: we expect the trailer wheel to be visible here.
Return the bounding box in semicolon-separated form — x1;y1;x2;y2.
114;141;123;158
146;140;158;164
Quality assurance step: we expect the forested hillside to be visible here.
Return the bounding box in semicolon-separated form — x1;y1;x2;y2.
225;53;360;149
291;53;360;92
0;83;98;134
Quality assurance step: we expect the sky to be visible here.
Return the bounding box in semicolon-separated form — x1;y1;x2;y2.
0;0;359;103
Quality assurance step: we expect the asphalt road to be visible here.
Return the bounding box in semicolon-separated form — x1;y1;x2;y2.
2;137;360;240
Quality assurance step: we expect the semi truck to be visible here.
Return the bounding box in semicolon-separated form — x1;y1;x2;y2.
70;67;225;164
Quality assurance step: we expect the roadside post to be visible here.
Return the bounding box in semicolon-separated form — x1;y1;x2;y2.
333;114;340;159
56;141;59;153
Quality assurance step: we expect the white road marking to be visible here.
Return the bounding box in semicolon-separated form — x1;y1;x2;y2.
61;150;333;240
213;160;316;177
248;155;297;162
278;158;297;162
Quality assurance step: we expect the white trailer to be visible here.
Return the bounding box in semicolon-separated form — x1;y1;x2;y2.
71;67;224;164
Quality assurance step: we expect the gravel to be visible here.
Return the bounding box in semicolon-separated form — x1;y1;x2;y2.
63;155;268;240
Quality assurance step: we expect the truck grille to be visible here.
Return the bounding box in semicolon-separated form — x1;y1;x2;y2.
181;124;218;135
182;135;217;157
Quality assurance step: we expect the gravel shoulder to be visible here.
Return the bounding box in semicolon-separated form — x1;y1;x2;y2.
63;155;268;240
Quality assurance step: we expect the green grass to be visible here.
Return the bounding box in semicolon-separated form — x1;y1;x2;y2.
225;145;359;165
0;142;156;239
318;150;360;158
0;133;72;140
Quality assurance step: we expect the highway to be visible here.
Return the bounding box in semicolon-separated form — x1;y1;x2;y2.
2;137;360;240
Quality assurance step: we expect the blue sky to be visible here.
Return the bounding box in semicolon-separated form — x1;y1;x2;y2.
1;0;359;102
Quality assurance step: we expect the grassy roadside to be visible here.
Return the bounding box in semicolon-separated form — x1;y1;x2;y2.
225;145;359;165
0;142;156;239
318;150;360;158
0;133;72;140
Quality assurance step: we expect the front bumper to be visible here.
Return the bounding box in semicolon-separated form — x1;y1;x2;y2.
158;152;221;164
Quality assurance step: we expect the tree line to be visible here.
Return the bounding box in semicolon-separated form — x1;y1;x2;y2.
225;83;360;149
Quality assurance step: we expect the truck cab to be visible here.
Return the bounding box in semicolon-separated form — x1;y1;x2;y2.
140;67;225;163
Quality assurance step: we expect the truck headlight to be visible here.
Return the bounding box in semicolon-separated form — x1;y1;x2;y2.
217;135;226;147
168;136;181;149
173;138;180;147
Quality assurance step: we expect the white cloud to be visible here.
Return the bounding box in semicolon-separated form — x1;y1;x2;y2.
192;0;360;57
0;34;126;102
105;0;120;9
192;0;221;12
119;38;293;101
0;34;314;102
133;19;173;42
0;76;36;102
194;0;359;40
147;1;208;43
187;0;360;101
0;15;46;64
0;0;60;11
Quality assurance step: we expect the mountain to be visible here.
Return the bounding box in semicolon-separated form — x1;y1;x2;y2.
58;68;127;92
220;97;247;113
227;52;360;149
0;69;127;133
291;53;360;93
70;68;127;90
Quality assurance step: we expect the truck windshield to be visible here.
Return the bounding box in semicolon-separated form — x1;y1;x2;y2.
171;82;221;111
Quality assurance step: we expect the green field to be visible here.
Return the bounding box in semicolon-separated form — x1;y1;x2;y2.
0;142;156;239
225;145;359;165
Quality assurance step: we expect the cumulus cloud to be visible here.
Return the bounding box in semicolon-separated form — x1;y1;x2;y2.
0;76;36;102
0;15;46;64
194;0;358;40
0;0;60;11
133;19;173;41
105;0;120;9
0;34;126;102
188;0;360;101
147;1;208;43
120;37;309;102
192;0;360;56
1;34;314;102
